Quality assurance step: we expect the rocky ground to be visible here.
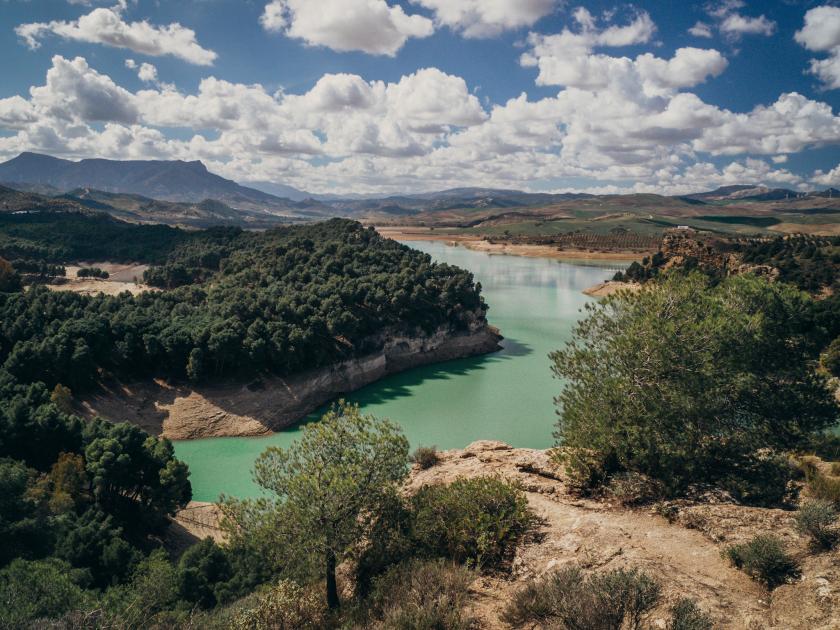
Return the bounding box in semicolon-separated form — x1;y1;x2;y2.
407;441;840;630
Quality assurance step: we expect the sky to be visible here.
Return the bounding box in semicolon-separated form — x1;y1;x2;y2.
1;0;840;195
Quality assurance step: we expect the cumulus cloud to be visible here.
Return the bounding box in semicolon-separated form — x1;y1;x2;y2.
795;6;840;90
3;52;840;196
126;59;158;83
411;0;558;38
688;21;713;38
260;0;433;56
15;3;217;65
700;1;776;41
521;10;724;94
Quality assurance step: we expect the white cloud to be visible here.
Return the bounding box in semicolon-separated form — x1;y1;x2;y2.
795;6;840;90
719;13;775;37
3;53;840;196
411;0;558;38
521;12;724;94
15;4;217;65
701;1;776;41
126;59;158;83
688;21;713;38
260;0;434;56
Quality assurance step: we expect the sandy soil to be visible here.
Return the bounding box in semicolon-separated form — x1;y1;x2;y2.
46;262;154;297
376;227;646;262
582;280;642;297
176;441;839;628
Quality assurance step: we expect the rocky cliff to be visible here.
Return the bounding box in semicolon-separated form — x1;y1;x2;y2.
80;322;502;440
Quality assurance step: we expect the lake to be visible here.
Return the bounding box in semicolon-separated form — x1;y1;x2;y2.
174;242;626;501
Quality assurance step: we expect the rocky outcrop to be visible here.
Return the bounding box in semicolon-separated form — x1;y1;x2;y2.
79;322;502;440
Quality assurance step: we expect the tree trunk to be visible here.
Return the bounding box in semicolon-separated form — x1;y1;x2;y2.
326;549;339;609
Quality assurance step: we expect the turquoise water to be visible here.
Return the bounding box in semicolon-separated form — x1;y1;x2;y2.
174;242;626;501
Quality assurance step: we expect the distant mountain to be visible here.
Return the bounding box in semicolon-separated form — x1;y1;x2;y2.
244;180;313;203
0;184;292;229
0;153;313;216
683;185;802;202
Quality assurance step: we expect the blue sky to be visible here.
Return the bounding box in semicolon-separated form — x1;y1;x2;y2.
1;0;840;194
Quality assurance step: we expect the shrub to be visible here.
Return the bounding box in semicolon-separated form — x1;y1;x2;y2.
808;471;840;507
0;558;93;627
832;462;840;476
232;580;325;630
795;500;838;550
502;564;661;630
411;446;441;470
667;598;715;630
178;538;233;608
823;337;840;377
724;534;799;589
410;476;537;571
554;447;615;495
364;559;475;630
606;472;665;506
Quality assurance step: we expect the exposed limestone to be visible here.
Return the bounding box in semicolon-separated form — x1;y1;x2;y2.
80;323;502;440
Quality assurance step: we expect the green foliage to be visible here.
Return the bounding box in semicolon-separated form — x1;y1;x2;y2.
667;598;715;630
795;500;838;550
411;445;441;469
178;538;233;609
502;564;662;630
824;337;840;377
77;266;109;279
101;549;183;627
0;458;50;565
231;579;325;630
0;257;22;293
808;472;840;507
724;534;799;589
0;558;93;628
409;476;537;571
552;272;839;499
363;559;475;630
0;218;485;388
739;235;840;294
223;402;410;609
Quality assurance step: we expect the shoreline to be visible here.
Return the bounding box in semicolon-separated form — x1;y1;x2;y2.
81;323;503;441
376;226;648;262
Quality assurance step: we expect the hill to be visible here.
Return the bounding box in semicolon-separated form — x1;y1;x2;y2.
0;184;291;228
0;152;317;215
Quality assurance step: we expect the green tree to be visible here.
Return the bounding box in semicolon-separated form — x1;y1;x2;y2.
0;558;93;627
223;402;409;609
552;272;839;497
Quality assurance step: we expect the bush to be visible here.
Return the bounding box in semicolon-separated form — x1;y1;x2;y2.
808;471;840;507
795;500;838;550
667;598;715;630
0;558;93;627
410;477;537;571
502;564;661;630
724;535;799;589
554;447;615;495
364;559;474;630
823;337;840;377
606;472;665;506
411;446;441;470
178;538;233;608
832;462;840;476
232;580;325;630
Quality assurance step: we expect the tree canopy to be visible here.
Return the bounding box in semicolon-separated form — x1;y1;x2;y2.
552;272;839;499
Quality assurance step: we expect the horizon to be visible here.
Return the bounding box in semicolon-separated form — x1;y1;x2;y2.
1;1;840;196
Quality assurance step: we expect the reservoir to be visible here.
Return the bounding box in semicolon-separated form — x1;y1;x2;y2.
175;242;626;501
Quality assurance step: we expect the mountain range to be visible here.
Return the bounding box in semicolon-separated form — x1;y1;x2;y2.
1;153;839;229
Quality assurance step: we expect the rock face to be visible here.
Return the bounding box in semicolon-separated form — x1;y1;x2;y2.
80;323;502;440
